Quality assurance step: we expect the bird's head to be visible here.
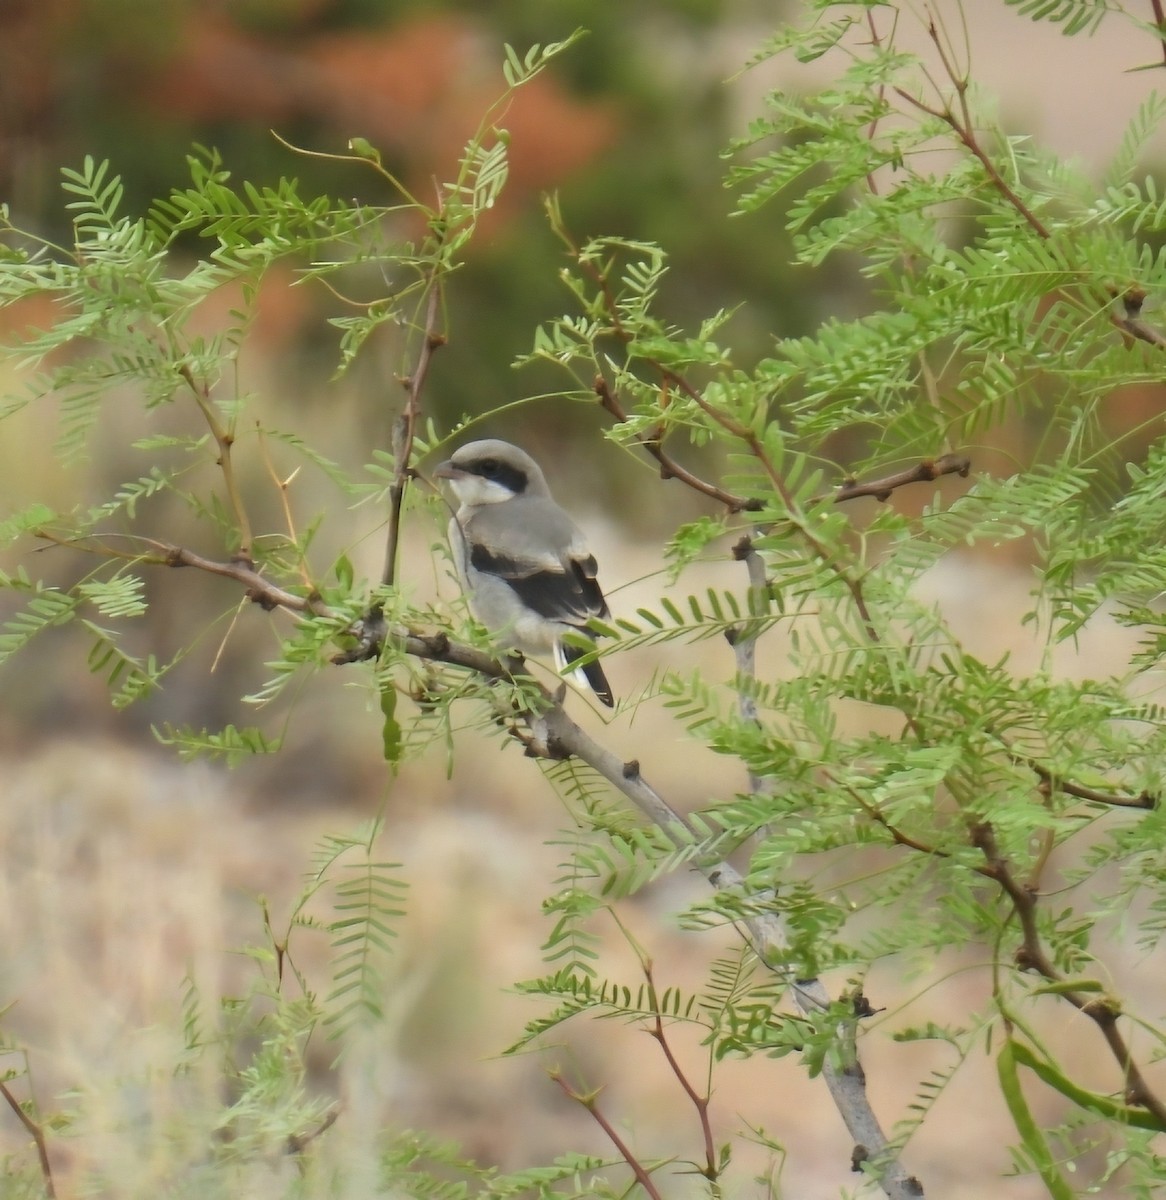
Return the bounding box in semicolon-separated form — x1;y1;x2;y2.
433;439;550;506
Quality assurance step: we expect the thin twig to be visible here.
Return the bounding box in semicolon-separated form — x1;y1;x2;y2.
1020;757;1156;811
147;541;327;614
643;963;718;1181
834;454;970;503
837;777;995;873
0;1080;56;1199
862;8;891;196
286;1106;341;1154
256;427;315;593
550;1071;666;1200
893;81;1049;239
972;823;1166;1128
594;376;759;512
898;15;1166;351
178;363;254;563
382;277;446;591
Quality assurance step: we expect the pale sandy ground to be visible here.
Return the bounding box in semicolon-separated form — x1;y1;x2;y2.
5;3;1166;1198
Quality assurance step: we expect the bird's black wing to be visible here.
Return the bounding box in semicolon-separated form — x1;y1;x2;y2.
469;543;607;627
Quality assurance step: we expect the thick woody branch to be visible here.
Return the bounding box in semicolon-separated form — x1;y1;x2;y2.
727;533;770;796
722;541;920;1194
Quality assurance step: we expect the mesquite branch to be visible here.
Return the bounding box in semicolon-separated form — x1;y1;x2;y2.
594;375;758;512
972;822;1166;1128
0;1079;56;1200
381;276;445;591
893;9;1166;350
178;363;255;562
550;1071;665;1200
834;454;970;503
43;512;920;1193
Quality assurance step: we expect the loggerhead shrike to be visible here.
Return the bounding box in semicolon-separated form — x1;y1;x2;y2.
433;439;615;707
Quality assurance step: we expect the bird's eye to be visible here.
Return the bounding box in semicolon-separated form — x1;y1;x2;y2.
479;458;500;477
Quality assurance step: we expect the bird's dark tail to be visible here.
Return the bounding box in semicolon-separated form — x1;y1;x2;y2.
560;640;615;708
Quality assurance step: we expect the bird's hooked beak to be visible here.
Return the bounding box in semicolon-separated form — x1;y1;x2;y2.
432;459;465;481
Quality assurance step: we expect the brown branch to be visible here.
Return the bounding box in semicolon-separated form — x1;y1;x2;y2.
594;376;760;512
1020;756;1156;811
972;822;1166;1127
147;541;327;615
555;215;766;516
643;962;718;1181
839;777;993;872
834;454;970;503
1152;0;1166;69
550;1071;666;1200
381;277;445;591
893;81;1050;240
898;16;1166;349
286;1106;341;1155
178;363;254;563
862;8;892;196
0;1079;56;1199
645;363;885;643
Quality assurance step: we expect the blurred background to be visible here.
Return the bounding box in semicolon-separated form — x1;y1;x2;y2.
2;2;1166;1196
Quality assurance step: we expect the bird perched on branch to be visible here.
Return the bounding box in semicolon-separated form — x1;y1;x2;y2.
433;439;614;707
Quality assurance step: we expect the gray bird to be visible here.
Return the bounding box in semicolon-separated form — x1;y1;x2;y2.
433;439;614;707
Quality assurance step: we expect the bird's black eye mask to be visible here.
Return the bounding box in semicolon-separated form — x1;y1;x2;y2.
468;458;527;494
